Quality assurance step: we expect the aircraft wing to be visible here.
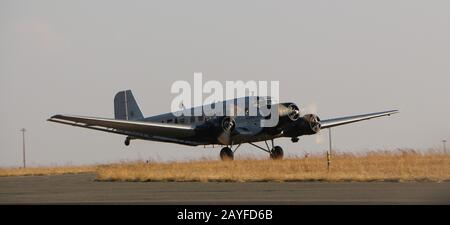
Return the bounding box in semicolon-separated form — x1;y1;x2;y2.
319;110;399;129
47;114;197;140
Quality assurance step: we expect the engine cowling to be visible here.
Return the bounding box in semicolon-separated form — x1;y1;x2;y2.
303;114;321;134
216;116;236;145
278;103;301;122
221;117;236;133
283;113;321;137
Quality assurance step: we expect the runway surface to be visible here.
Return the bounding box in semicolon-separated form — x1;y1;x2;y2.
0;173;449;204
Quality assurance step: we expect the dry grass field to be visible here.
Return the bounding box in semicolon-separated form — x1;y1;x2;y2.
1;150;449;182
96;150;450;182
0;165;96;177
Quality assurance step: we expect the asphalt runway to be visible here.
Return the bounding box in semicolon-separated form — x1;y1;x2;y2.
0;173;449;204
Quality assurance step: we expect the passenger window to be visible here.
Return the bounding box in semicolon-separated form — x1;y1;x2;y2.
190;117;195;123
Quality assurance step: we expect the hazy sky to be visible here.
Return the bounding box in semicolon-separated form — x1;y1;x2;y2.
1;0;449;167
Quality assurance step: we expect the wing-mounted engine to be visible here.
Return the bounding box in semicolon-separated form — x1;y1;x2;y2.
302;114;321;134
261;102;302;136
209;116;237;145
283;113;322;137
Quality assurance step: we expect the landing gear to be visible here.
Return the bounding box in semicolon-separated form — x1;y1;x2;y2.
270;146;284;160
218;140;284;160
220;147;234;161
248;140;284;160
124;137;131;146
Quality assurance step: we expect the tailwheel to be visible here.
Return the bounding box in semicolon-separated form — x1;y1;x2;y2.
270;146;284;160
220;147;234;161
124;137;130;146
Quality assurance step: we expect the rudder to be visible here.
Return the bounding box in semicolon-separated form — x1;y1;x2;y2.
114;90;144;121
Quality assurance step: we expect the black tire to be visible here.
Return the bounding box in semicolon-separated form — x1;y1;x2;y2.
270;146;284;160
220;147;234;161
124;138;130;146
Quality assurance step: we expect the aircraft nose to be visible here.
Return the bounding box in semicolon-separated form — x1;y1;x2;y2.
278;103;300;121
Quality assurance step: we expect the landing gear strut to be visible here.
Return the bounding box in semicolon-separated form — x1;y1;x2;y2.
248;140;284;160
220;147;234;161
218;140;284;161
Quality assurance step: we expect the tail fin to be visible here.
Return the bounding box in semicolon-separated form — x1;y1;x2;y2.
114;90;144;121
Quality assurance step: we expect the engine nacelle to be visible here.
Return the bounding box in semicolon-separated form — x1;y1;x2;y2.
303;114;321;134
283;114;321;137
221;117;236;133
215;116;236;145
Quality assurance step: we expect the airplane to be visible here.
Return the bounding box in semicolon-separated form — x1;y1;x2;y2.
48;90;398;160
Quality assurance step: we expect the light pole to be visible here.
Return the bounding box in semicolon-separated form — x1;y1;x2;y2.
329;128;333;155
20;128;26;168
327;128;332;172
443;140;447;154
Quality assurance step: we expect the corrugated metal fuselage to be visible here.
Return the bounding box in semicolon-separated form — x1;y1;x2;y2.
142;97;289;145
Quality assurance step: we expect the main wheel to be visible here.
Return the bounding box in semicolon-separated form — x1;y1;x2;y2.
220;147;234;161
124;138;130;146
270;146;284;160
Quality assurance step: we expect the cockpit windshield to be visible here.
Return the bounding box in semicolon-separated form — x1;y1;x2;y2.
254;96;272;109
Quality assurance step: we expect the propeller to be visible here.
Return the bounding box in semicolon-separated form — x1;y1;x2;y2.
300;102;318;115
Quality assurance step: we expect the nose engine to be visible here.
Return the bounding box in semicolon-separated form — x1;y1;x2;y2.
287;104;300;121
278;103;301;122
